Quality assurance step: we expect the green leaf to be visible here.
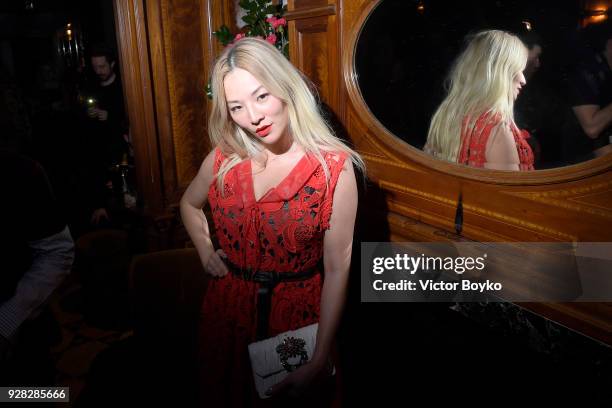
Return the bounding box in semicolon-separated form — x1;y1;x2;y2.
213;25;233;46
252;26;265;37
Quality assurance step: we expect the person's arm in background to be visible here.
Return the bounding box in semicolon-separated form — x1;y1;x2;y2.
572;103;612;139
95;78;125;126
0;228;74;354
0;158;74;359
569;58;612;140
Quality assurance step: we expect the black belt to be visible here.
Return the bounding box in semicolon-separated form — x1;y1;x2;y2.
226;260;319;340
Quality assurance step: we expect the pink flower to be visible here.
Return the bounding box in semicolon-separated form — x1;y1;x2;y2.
275;18;287;29
265;33;277;45
233;33;246;42
266;16;287;30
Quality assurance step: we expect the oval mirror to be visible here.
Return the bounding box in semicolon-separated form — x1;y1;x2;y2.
355;0;612;170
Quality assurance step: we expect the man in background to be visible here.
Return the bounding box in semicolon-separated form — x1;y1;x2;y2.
566;21;612;162
80;44;129;230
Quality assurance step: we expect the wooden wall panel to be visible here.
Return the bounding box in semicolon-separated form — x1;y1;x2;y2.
117;0;234;216
114;0;163;214
287;0;342;121
152;0;209;206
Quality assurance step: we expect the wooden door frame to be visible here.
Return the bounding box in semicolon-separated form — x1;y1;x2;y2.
113;0;164;215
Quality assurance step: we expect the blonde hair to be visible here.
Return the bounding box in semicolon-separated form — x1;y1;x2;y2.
425;30;528;162
208;37;364;188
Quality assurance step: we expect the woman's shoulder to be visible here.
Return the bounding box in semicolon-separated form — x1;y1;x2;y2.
473;111;503;127
486;120;515;146
484;121;520;169
212;145;245;171
318;149;349;167
213;145;228;161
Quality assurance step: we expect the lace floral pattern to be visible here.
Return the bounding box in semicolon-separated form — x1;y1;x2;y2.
198;148;347;406
459;112;535;171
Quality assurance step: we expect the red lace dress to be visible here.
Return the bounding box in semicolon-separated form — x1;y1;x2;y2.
198;148;347;407
458;112;534;170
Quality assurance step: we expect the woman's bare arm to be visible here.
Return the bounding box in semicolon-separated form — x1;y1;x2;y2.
312;159;357;367
267;157;358;397
484;122;520;171
179;149;228;276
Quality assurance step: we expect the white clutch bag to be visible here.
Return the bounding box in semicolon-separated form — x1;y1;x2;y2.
248;323;334;399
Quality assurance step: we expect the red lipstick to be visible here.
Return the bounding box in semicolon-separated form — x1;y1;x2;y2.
256;124;272;137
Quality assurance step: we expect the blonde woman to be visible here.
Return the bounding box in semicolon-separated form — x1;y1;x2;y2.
180;37;364;406
425;30;535;170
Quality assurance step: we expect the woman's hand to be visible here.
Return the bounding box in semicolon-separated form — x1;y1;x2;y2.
203;248;229;277
266;360;331;398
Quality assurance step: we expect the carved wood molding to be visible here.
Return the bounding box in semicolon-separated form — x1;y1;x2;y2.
148;0;232;208
147;0;176;208
504;179;612;220
114;0;164;213
159;0;183;194
285;4;336;20
381;180;578;242
160;1;208;192
362;153;425;172
288;0;342;120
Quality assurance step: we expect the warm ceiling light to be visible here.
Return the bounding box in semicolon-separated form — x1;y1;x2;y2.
588;9;608;23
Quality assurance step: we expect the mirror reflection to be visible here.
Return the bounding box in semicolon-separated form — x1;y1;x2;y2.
356;0;612;170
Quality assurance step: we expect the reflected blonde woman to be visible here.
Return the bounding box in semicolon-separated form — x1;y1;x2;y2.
425;30;535;170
